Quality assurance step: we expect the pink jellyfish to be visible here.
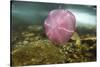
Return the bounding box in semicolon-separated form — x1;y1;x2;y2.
44;9;76;44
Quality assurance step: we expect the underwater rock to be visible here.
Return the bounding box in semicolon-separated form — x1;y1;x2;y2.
44;9;76;44
12;40;66;66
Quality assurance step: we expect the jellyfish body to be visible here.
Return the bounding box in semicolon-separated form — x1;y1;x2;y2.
44;9;76;44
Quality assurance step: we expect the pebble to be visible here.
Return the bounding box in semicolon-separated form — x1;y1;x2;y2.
29;38;34;41
17;42;22;45
23;41;29;45
35;36;40;40
25;37;30;41
25;33;35;37
31;59;35;62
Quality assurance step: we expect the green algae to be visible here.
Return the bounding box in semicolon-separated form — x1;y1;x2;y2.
11;25;96;66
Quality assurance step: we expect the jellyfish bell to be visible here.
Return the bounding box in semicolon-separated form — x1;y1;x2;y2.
44;9;76;44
